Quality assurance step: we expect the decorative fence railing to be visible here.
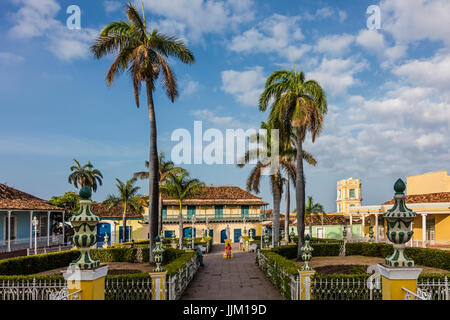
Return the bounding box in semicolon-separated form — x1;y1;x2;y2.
418;277;449;300
310;276;382;300
27;245;73;256
105;277;152;300
166;254;200;300
0;278;70;300
403;287;431;300
49;288;82;300
256;250;299;300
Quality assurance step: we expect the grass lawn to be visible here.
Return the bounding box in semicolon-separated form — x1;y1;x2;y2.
292;256;448;274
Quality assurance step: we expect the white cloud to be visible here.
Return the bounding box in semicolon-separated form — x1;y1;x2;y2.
104;1;122;14
8;0;97;61
0;52;25;64
392;50;450;92
221;66;265;107
191;109;246;129
182;80;200;96
302;7;334;21
229;14;308;61
140;0;255;42
307;58;367;96
381;0;450;45
355;30;407;64
314;34;354;56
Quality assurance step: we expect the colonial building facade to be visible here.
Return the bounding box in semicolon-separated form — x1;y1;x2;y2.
160;186;268;244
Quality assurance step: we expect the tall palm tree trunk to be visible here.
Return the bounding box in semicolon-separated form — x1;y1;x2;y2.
285;174;290;242
178;202;183;249
272;178;281;247
147;83;160;263
122;202;127;243
296;128;306;260
158;193;163;235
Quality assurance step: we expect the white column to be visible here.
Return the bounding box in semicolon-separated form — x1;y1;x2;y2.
375;213;379;243
47;211;50;247
7;211;11;252
422;214;427;248
29;211;33;248
62;211;65;245
362;214;365;240
349;213;353;240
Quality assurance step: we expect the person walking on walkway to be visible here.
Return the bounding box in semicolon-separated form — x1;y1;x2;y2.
225;242;232;258
195;244;205;267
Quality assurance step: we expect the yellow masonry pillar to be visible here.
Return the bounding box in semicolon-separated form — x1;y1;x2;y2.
149;271;167;300
298;270;316;300
378;264;422;300
63;265;108;300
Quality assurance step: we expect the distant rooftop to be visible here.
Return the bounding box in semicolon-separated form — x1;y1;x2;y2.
0;183;63;211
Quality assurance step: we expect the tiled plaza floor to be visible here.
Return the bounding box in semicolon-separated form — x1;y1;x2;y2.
181;244;284;300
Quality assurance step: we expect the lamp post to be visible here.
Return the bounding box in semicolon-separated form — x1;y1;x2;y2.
192;214;196;249
260;213;264;249
205;216;209;239
32;216;39;255
243;217;247;236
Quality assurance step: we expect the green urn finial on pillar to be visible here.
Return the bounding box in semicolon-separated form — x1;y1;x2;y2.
300;234;314;271
289;227;295;244
70;186;100;269
368;226;374;242
383;179;416;267
153;236;165;272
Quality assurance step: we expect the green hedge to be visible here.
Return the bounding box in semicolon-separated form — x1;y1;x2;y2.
271;243;341;259
0;247;186;275
165;251;197;276
346;243;450;271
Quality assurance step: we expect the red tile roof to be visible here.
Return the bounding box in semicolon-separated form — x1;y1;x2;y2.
0;183;63;211
382;192;450;205
91;202;144;218
162;186;268;206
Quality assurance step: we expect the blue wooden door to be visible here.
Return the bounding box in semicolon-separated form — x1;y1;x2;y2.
215;205;223;218
119;226;131;242
183;227;196;238
97;223;111;248
241;205;249;218
234;229;241;243
220;229;227;243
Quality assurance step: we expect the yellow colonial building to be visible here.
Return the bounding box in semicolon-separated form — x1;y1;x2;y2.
336;178;362;214
160;186;268;244
349;171;450;247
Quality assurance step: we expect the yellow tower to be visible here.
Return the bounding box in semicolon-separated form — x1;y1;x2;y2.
336;178;362;214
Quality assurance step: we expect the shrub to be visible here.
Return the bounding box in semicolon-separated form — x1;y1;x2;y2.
165;251;197;276
271;243;341;259
345;242;450;271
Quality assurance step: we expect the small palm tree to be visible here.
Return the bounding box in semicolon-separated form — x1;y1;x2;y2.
159;172;205;248
260;66;327;258
238;121;316;247
68;159;103;192
305;196;325;237
91;2;195;261
103;177;144;243
134;152;186;234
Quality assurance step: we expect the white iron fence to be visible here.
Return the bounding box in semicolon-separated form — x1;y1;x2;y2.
0;235;66;253
418;277;449;300
105;277;152;300
256;250;299;300
166;254;200;300
27;245;74;256
310;276;382;300
0;278;78;300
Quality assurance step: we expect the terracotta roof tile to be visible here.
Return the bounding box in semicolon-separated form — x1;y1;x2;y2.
91;202;143;218
0;184;63;211
162;186;268;205
381;192;450;205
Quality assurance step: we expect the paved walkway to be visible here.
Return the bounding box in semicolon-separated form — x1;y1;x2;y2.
181;244;284;300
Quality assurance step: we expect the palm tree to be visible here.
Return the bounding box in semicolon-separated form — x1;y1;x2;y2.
238;121;316;247
134;151;187;234
91;2;195;261
305;196;325;237
259;66;327;258
68;159;103;192
103;177;144;243
159;172;205;249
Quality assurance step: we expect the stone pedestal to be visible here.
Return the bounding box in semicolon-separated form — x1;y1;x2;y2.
149;271;167;300
63;265;108;300
377;264;422;300
298;270;316;300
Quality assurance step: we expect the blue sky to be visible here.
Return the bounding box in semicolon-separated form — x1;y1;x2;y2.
0;0;449;212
